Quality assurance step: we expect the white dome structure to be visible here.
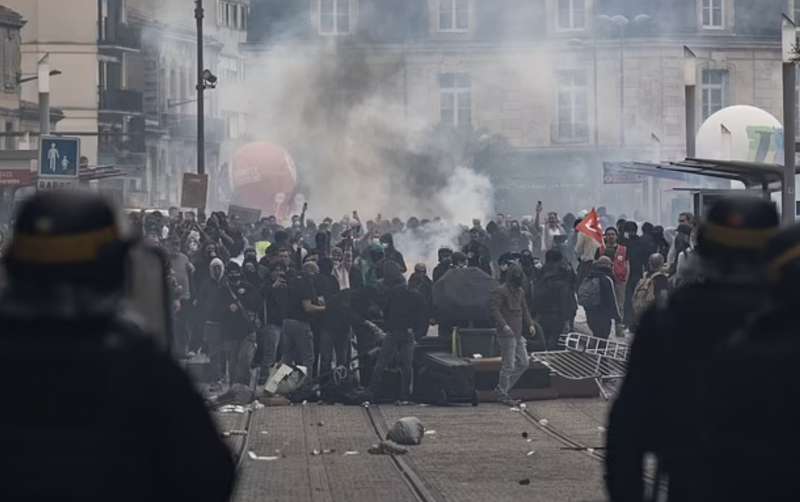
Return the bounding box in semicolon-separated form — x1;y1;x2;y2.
696;105;783;163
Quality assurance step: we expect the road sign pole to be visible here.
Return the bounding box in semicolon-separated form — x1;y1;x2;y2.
38;62;50;135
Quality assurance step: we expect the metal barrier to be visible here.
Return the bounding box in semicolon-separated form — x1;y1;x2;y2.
531;332;630;400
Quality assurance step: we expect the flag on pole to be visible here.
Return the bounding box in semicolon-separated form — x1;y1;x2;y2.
577;208;604;244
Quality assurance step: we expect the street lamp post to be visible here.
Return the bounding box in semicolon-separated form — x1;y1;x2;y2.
195;0;205;180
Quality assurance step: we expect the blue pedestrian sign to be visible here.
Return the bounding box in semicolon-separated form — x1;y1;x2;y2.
38;135;80;191
39;135;80;177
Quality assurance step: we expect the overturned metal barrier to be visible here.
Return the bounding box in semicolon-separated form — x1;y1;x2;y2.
531;333;629;400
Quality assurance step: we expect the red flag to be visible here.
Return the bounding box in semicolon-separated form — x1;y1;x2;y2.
577;208;604;244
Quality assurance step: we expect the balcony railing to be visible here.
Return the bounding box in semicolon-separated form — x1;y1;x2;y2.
98;23;141;51
99;89;143;113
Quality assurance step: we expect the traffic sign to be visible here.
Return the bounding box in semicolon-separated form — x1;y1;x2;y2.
38;135;80;191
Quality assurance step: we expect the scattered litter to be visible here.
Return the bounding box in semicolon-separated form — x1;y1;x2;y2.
260;431;269;435
587;448;595;454
311;449;320;456
597;426;606;432
472;353;483;359
417;403;429;407
317;421;325;427
519;403;527;410
252;401;265;409
222;430;248;437
387;417;425;445
343;451;360;456
510;407;521;412
362;401;371;409
526;450;536;456
518;478;531;485
424;430;437;436
217;405;247;414
311;448;336;456
302;400;308;406
521;432;529;439
323;449;336;454
248;451;279;461
538;419;549;426
527;439;533;443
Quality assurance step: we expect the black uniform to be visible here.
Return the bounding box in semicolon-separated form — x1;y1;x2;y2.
0;314;235;501
606;281;768;501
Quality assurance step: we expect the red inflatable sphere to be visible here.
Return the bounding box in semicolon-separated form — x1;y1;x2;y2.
231;142;298;216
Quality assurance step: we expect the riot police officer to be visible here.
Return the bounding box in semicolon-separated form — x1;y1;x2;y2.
698;222;800;501
605;196;779;502
0;192;235;501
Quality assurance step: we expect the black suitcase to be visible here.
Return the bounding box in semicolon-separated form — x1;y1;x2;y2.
413;352;478;406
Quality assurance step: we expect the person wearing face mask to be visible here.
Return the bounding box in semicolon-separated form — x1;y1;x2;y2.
490;263;537;406
330;245;352;290
221;262;261;385
379;233;407;273
408;263;434;339
198;258;228;385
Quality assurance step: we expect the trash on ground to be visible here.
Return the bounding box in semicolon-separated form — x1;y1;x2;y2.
222;430;248;437
368;440;408;455
597;426;606;432
424;430;437;436
538;419;549;426
526;450;536;456
260;431;269;435
519;403;527;409
217;405;247;414
343;450;360;456
248;451;279;461
472;353;483;359
509;407;521;412
317;421;324;427
386;416;425;445
518;478;531;485
521;432;529;439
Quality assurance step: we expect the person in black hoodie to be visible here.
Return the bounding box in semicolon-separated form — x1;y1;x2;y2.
379;233;407;273
365;262;426;403
408;263;433;339
256;263;289;384
432;247;453;283
316;258;342;375
532;250;576;350
580;257;621;340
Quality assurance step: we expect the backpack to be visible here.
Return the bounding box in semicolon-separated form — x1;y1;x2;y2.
632;272;665;317
577;276;602;309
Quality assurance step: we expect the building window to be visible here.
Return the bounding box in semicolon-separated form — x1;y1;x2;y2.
701;0;724;29
702;69;728;119
439;0;469;32
556;70;589;142
439;73;471;128
557;0;586;31
320;0;351;35
217;1;247;31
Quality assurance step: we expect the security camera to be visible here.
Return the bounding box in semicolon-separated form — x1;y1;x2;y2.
202;69;218;88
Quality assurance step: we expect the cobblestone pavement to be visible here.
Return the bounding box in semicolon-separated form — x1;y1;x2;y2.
232;405;418;502
379;403;607;502
232;401;608;502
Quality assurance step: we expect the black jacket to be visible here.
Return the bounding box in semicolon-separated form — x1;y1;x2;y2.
381;285;427;333
584;266;620;321
606;281;768;502
0;315;235;502
531;264;576;322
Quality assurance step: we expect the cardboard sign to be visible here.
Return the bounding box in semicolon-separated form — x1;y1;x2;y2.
181;173;208;209
228;204;262;224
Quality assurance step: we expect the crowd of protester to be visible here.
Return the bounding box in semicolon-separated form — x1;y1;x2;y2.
121;200;697;402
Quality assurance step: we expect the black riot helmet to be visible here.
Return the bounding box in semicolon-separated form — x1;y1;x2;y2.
4;191;130;294
696;196;779;269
